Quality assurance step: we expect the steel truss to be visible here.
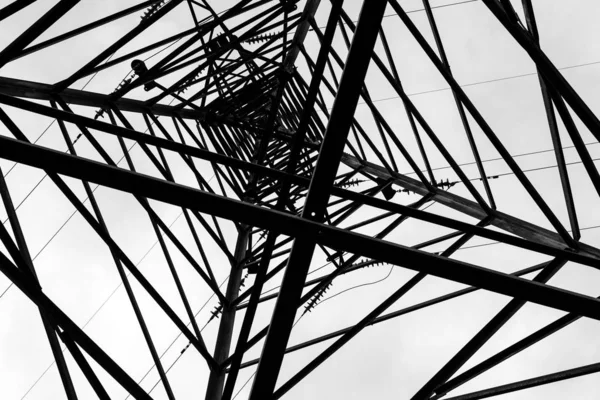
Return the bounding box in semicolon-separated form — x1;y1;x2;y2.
1;0;600;399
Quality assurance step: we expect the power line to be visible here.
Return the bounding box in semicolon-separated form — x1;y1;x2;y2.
0;92;185;303
14;116;220;400
312;222;600;310
483;156;600;179
335;58;600;110
300;201;438;312
257;259;334;299
255;202;439;302
308;0;479;32
132;272;229;400
19;171;220;399
405;141;600;177
232;371;256;400
9;9;251;398
17;169;219;399
457;224;600;251
2;50;118;179
436;155;600;188
0;2;232;306
0;54;117;305
17;209;185;400
142;257;333;397
318;263;395;308
3;34;185;216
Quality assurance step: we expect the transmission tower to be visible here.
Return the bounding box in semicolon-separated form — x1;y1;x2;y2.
1;0;600;399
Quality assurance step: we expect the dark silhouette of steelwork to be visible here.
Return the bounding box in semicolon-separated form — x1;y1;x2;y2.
0;0;600;399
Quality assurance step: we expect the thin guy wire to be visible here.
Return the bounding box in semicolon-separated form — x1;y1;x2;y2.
0;7;223;307
2;33;183;206
5;9;598;282
0;92;184;304
232;371;256;399
18;168;217;399
5;2;599;396
1;54;111;179
18;209;185;400
376;59;600;105
317;263;395;308
305;0;479;33
130;272;229;400
304;201;437;309
403;142;600;177
15;114;218;400
5;152;599;307
457;224;600;251
312;59;600;112
8;3;306;399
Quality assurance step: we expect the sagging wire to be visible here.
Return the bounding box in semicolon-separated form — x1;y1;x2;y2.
236;259;335;310
297;201;440;317
303;258;392;315
316;263;395;309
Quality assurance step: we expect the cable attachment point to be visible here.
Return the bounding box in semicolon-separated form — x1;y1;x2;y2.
239;272;249;293
244;31;281;45
140;0;167;22
335;178;366;188
209;302;223;322
303;281;333;315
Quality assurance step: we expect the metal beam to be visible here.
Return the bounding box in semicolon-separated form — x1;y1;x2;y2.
1;82;596;261
0;76;210;120
412;257;567;399
0;252;151;399
0;173;79;400
233;261;551;371
0;0;37;22
0;0;79;68
248;2;390;397
3;134;600;322
443;360;600;400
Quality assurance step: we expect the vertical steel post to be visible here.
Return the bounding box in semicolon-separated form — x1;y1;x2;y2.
205;226;250;400
249;1;389;398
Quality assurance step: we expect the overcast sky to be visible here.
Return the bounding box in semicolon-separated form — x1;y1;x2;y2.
1;0;600;399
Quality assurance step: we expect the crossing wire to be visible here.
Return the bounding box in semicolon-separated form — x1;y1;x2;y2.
2;1;599;397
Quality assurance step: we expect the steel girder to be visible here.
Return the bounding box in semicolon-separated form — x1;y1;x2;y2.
1;1;600;400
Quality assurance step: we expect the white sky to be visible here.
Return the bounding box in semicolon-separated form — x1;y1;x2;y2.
1;0;600;399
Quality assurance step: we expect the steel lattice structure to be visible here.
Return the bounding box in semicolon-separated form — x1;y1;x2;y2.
1;0;600;399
